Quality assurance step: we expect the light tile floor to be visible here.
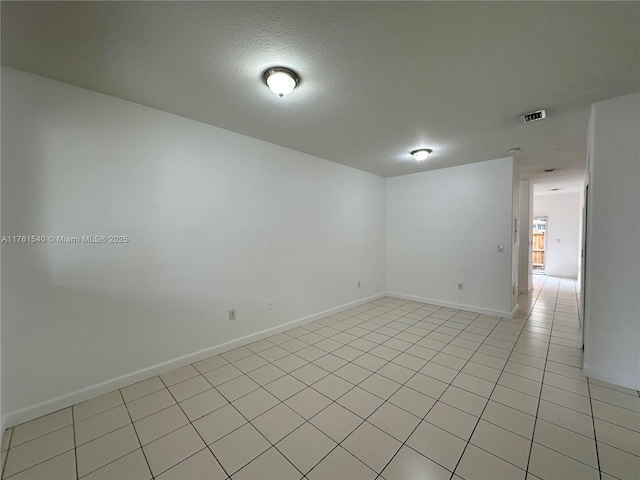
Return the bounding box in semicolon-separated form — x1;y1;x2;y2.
2;276;639;479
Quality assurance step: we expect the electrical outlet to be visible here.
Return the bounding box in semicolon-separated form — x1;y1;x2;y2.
228;309;236;321
357;280;361;288
458;283;464;291
268;300;273;310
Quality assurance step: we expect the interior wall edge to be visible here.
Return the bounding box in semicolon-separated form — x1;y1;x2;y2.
583;363;640;392
2;291;386;428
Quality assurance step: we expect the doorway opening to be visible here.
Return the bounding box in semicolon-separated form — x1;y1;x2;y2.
533;217;548;274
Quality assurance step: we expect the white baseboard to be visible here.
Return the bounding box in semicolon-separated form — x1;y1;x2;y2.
386;292;516;319
4;292;386;427
583;363;640;391
518;287;533;294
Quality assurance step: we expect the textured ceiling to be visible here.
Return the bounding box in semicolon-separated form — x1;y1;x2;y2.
2;2;639;181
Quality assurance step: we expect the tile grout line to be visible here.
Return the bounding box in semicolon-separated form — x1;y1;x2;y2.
117;389;155;480
71;406;78;480
586;378;603;479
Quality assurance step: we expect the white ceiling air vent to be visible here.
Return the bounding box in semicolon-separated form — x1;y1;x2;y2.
521;109;546;123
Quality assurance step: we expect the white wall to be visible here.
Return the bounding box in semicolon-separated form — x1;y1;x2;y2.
1;68;387;424
533;192;581;278
387;157;517;317
518;180;533;292
584;92;640;390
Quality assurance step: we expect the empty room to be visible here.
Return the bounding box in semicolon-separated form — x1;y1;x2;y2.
1;2;639;479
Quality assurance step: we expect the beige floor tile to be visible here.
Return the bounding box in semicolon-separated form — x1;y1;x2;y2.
83;449;151;480
263;375;306;401
73;391;124;423
276;423;336;474
192;404;246;445
490;385;538;416
259;346;290;363
216;375;260;402
470;420;531;469
168;375;212;402
503;362;543;383
481;400;535;439
232;354;268;374
156;448;226;480
160;365;200;387
440;386;487;417
425;402;477;441
3;426;74;478
203;364;243;387
306;446;376;480
592;399;640;432
143;424;205;477
121;377;165;403
179;388;228;421
377;363;415;384
76;425;140;477
313;353;349;372
405;373;448;399
342;421;401;472
7;450;75;480
368;403;420;442
285;388;332;419
336;387;384;419
210;424;270;475
540;385;591;415
75;404;131;445
311;374;353;401
451;372;495;398
2;428;12;451
594;418;640;456
537;400;594;438
252;403;304;444
420;362;458;383
497;372;541;398
246;364;286;385
232;388;280;420
232;447;301;480
406;422;466;471
455;444;526;480
533;419;598;468
127;389;175;421
381;445;451;480
272;354;308;373
310;403;363;443
528;443;599;480
133;404;189;445
351;353;387;372
358;374;401;400
291;363;330;385
11;409;72;447
333;363;371;385
193;354;228;374
388;386;436;418
221;347;254;363
597;442;640;479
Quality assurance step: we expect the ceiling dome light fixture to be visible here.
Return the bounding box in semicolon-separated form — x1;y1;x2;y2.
263;67;299;97
411;149;433;161
508;147;521;154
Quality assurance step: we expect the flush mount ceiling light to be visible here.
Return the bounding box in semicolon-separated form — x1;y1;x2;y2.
508;147;521;154
411;149;433;161
263;67;299;97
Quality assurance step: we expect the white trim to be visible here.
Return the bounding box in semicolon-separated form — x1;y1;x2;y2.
386;292;516;319
583;363;640;391
3;292;386;427
518;287;533;294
